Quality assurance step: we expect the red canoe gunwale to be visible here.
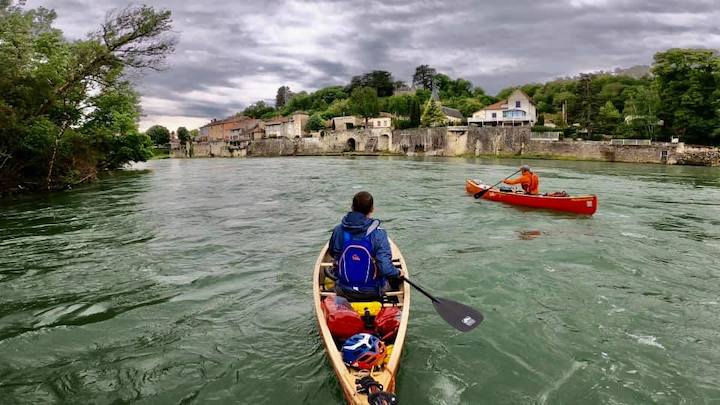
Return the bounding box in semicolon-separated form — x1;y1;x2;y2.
465;179;598;215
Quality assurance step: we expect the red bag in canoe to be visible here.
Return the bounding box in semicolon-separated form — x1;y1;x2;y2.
322;296;364;339
374;306;401;341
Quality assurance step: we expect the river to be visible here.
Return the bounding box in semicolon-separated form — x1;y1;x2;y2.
1;157;719;404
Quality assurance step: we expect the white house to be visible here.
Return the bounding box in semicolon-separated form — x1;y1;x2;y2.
468;89;537;127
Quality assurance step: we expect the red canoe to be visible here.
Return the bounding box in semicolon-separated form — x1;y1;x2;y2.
465;179;598;215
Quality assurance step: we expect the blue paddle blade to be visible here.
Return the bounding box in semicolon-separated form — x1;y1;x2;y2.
432;298;484;332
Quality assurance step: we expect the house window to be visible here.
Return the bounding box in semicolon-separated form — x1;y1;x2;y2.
516;101;521;108
492;112;497;119
503;110;527;118
661;150;669;160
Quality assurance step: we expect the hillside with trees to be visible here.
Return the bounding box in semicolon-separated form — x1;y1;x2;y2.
240;49;719;145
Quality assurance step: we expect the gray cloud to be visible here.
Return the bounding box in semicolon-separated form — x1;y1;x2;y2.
33;0;720;129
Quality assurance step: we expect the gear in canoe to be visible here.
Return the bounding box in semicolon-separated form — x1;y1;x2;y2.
469;165;597;214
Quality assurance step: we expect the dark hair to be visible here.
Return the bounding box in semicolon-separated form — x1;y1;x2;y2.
352;191;374;215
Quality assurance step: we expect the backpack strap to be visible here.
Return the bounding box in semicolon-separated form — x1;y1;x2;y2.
365;220;380;237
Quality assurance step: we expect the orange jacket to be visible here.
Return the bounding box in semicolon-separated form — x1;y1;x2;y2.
504;171;540;194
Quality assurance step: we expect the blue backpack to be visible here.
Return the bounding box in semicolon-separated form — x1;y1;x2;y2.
338;220;382;293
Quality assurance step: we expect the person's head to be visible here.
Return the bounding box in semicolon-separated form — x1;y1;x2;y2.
352;191;374;216
520;164;531;173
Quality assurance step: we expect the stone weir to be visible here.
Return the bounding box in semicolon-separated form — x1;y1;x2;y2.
170;127;720;166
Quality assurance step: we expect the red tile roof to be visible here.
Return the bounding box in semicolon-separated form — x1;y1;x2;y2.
482;100;507;110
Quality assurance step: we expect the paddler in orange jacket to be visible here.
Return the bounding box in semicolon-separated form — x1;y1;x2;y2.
504;165;540;195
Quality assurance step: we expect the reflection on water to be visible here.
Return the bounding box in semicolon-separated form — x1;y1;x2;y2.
1;157;719;404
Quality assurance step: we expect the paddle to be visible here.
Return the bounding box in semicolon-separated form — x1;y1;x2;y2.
473;169;521;199
399;276;483;332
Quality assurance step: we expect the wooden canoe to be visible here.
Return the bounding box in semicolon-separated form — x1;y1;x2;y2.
313;240;410;404
466;179;598;215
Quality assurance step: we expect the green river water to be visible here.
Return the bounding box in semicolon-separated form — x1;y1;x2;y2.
1;157;719;405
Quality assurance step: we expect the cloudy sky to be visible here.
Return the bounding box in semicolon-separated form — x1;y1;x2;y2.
33;0;720;131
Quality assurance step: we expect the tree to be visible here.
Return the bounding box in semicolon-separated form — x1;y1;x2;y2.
275;85;292;108
421;99;446;127
306;113;326;131
623;85;661;139
177;126;190;144
243;100;275;118
653;48;720;144
349;87;379;127
409;97;421;127
322;98;351;119
435;74;473;99
0;2;175;192
347;71;395;97
146;125;170;145
412;65;437;90
597;100;621;134
190;128;199;139
445;97;482;117
575;73;601;137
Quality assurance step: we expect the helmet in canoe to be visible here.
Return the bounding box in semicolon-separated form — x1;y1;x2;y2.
520;164;531;172
341;333;386;370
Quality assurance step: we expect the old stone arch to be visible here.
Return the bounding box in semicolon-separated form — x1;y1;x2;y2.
346;138;356;152
378;134;390;151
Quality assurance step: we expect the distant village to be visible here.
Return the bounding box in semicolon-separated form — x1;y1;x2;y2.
174;88;542;152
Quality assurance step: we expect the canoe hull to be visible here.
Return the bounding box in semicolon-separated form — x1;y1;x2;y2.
313;241;410;404
466;179;598;215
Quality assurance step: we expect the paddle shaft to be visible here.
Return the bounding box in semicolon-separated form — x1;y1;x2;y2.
474;169;522;198
399;276;438;303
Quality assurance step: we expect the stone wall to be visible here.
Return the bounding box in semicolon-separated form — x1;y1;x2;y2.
523;140;684;164
391;127;448;155
467;126;532;155
172;127;720;166
247;138;296;156
675;147;720;166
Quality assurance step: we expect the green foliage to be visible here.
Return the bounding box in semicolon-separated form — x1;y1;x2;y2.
653;48;720;144
306;113;326;131
146;125;170;145
177;126;190;144
349;87;380;123
243;100;275;118
321;98;351;119
189;128;199;139
393;119;415;130
421;99;446;127
597;100;621;134
409;97;421;127
415;89;431;105
531;125;560;132
434;74;473;99
348;71;395;97
275;85;291;108
412;65;437;90
443;97;483;117
623;85;661;139
0;2;174;191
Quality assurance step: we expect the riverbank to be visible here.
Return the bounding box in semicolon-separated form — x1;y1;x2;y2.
173;127;720;167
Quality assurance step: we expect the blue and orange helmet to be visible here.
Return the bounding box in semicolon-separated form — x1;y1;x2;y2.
341;333;386;370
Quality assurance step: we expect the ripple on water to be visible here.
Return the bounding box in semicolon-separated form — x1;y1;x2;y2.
1;157;720;404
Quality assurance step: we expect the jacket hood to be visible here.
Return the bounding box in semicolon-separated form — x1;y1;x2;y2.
341;211;378;235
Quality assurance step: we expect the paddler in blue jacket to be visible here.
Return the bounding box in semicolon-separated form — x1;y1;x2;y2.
328;191;400;300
